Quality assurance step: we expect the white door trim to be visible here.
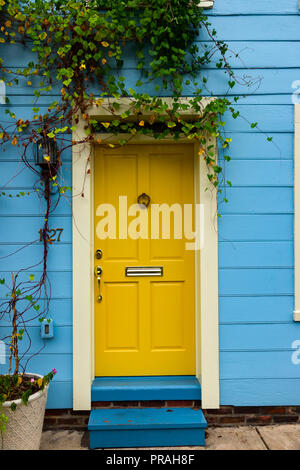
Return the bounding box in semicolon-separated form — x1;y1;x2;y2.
72;98;219;410
294;104;300;322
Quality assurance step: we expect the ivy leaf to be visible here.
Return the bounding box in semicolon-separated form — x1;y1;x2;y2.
167;122;176;128
21;389;31;406
10;402;17;412
101;122;110;128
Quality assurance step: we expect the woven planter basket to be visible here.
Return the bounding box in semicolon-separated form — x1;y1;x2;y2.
1;373;48;450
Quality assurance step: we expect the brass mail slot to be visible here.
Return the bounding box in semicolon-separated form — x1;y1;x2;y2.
125;266;163;277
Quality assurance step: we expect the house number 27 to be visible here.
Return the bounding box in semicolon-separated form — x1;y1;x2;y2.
39;228;64;242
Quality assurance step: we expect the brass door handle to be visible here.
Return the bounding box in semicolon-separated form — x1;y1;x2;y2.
95;266;103;303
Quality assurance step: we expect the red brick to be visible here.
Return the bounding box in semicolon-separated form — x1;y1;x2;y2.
246;416;272;425
57;418;86;426
140;401;165;408
219;416;245;425
92;401;112;408
205;415;219;425
273;415;299;424
43;417;58;427
166;400;194;407
56;424;86;430
193;400;202;407
289;406;300;414
204;406;233;415
112;401;139;407
259;407;287;415
45;409;69;417
70;411;89;416
234;407;261;415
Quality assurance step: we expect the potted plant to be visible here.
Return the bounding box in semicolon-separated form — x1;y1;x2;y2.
0;273;56;450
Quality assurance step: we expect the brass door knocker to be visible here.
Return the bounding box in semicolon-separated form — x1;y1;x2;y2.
137;192;151;208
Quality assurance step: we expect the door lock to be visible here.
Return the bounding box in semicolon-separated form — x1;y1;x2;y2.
95;249;103;260
95;266;103;302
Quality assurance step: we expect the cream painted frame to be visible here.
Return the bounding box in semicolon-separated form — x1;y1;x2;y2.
294;104;300;322
197;1;214;8
72;98;219;410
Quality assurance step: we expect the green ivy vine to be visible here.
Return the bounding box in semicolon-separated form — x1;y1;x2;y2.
0;0;251;195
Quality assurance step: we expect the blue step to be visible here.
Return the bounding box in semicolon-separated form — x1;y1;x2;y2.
88;407;207;449
91;376;201;402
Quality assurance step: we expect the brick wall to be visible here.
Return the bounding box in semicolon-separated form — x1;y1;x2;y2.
43;402;300;430
203;406;300;426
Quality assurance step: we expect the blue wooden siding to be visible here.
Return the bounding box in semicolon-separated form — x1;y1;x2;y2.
0;0;300;408
0;137;73;407
210;1;299;405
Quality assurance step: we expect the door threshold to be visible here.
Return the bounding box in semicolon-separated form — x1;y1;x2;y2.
91;376;201;402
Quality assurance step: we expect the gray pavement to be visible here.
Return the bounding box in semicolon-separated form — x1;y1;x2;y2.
40;424;300;450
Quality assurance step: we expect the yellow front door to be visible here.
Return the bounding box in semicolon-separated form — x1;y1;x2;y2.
94;144;195;376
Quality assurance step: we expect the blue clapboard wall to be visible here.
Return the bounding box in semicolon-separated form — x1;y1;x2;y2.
0;142;73;407
212;1;299;406
0;0;300;408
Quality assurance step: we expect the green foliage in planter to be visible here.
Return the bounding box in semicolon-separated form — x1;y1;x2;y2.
0;370;56;447
0;370;55;407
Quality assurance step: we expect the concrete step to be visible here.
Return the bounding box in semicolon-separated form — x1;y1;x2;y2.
88;407;207;449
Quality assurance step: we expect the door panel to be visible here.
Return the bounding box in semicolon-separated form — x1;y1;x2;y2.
105;282;139;351
94;144;195;376
150;281;185;350
149;152;184;260
101;153;139;261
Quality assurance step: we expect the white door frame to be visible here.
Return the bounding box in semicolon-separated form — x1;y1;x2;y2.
72;98;220;410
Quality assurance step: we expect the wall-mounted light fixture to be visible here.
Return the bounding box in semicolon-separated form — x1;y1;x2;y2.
34;135;58;170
